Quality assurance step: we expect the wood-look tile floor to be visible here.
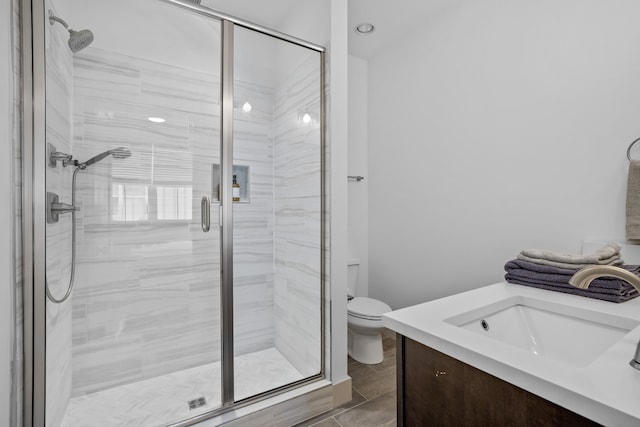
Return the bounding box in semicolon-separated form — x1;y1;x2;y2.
295;329;397;427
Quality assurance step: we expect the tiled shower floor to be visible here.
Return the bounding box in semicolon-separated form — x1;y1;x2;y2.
60;347;304;427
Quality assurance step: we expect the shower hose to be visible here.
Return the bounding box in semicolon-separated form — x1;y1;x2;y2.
45;167;80;304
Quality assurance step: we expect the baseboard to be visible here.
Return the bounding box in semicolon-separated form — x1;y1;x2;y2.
332;377;352;408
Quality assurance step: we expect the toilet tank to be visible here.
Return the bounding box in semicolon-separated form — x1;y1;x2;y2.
347;258;360;297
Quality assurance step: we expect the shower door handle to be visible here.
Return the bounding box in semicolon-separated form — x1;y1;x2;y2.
201;196;211;232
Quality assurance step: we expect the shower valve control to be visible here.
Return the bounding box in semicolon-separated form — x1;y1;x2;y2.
47;192;78;224
47;143;74;168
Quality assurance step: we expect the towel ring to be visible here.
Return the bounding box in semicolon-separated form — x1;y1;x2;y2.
627;137;640;161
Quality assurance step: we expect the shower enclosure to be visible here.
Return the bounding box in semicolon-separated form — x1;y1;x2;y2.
24;0;325;425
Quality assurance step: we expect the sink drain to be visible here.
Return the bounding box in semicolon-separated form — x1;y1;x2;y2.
481;319;489;331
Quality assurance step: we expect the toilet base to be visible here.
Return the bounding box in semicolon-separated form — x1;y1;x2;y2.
348;329;384;364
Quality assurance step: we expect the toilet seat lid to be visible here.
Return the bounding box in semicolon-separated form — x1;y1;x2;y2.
348;297;391;319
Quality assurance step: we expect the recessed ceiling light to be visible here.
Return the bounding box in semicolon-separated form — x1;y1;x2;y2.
148;117;166;123
355;23;375;35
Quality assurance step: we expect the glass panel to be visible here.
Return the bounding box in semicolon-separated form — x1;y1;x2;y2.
44;0;222;425
232;26;323;401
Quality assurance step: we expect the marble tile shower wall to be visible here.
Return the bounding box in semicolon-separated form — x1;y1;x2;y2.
273;53;323;377
233;79;276;356
45;2;74;425
70;47;275;395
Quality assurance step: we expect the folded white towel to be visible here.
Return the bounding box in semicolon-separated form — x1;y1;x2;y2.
518;243;622;268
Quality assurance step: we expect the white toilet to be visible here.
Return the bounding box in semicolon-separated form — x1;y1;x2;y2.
347;258;392;364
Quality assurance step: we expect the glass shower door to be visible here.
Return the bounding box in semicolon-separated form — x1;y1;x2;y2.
43;1;223;425
38;1;325;424
231;25;323;400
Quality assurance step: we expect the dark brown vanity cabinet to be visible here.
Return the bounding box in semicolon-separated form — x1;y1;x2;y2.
396;335;602;426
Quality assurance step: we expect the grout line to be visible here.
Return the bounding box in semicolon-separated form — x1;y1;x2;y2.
332;390;397;426
326;348;397;427
350;384;366;400
329;399;361;418
308;414;342;427
335;392;379;415
370;365;396;376
300;390;365;427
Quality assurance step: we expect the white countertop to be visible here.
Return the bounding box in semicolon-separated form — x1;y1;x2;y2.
382;282;640;427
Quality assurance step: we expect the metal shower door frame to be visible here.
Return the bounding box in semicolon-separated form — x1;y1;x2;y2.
22;0;327;425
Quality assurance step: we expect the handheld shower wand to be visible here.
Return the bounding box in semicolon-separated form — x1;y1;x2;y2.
75;147;132;170
46;147;132;303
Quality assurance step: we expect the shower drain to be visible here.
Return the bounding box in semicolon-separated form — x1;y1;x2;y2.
188;396;207;410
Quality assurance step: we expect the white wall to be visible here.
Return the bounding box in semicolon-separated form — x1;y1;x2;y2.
278;0;330;46
368;0;640;309
328;0;349;387
347;55;368;296
0;0;13;423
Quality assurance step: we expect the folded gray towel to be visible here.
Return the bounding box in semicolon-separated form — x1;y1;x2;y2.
504;259;640;303
505;259;639;291
519;243;621;265
504;278;638;303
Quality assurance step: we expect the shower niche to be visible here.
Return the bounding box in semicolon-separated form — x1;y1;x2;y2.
212;164;250;202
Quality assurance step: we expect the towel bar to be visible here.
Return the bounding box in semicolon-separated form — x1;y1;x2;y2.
627;137;640;161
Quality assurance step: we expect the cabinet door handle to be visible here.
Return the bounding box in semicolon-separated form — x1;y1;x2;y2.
201;196;211;232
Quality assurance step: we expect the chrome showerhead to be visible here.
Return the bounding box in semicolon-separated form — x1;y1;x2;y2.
48;10;94;53
77;147;132;170
68;29;94;53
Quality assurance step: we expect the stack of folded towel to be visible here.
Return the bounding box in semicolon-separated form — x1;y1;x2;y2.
504;243;640;303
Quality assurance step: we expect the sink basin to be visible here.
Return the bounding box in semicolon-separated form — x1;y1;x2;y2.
445;296;640;367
